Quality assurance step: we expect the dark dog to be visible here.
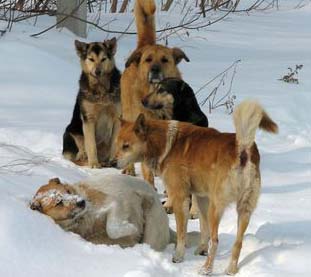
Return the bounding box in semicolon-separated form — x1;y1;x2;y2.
142;78;208;127
63;38;121;168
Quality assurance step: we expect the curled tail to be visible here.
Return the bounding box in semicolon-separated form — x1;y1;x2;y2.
135;0;156;48
233;100;278;150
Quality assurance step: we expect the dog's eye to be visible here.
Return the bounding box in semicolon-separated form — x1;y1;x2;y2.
122;143;130;150
101;58;106;62
56;200;63;206
158;88;166;94
161;57;169;63
145;57;152;63
88;58;95;62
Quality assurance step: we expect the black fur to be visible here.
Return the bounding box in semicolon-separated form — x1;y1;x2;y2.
158;78;208;127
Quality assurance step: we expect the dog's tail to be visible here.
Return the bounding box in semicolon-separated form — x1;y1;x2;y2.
62;131;78;161
135;0;156;48
233;100;278;152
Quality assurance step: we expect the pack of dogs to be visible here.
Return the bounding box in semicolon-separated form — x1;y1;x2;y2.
30;0;278;275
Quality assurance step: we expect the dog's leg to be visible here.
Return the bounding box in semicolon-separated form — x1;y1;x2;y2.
72;134;86;161
226;170;260;275
172;195;190;263
189;194;199;219
199;202;223;275
141;162;155;189
83;120;100;168
194;196;210;256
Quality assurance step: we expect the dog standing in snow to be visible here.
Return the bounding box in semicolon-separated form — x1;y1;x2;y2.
114;100;278;274
30;174;170;251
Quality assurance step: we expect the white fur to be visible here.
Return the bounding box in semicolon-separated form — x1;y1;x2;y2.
233;100;265;149
76;174;170;251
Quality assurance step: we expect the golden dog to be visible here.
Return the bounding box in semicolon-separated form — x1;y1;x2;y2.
120;0;189;185
114;100;278;275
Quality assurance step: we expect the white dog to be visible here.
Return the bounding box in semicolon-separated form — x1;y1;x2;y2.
30;174;170;251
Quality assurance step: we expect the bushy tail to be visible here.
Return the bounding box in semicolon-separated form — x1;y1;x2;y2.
233;100;278;150
135;0;156;48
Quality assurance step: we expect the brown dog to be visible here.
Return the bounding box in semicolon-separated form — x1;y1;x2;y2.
30;174;171;250
120;0;189;185
115;100;278;275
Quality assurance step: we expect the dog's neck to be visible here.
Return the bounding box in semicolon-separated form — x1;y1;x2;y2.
144;120;179;172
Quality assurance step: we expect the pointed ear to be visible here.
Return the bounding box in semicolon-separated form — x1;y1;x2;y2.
118;115;127;127
48;178;61;185
104;37;117;57
134;113;148;138
75;40;88;59
125;50;142;68
171;48;190;64
30;200;42;211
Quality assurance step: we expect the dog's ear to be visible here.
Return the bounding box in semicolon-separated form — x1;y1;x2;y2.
134;113;148;139
118;115;127;127
30;200;42;212
125;50;142;68
48;178;61;185
104;37;117;57
171;48;190;64
75;40;88;59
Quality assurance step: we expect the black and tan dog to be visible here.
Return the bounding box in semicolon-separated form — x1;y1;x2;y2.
63;38;121;168
142;78;208;127
115;100;278;275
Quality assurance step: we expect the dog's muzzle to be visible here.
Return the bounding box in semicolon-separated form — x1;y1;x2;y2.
148;64;164;83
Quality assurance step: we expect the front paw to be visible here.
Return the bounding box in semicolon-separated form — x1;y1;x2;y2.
198;265;212;276
172;252;184;263
194;244;209;256
76;151;87;161
226;263;238;275
88;160;101;168
162;200;173;214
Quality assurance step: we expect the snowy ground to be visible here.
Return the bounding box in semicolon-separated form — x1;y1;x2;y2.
0;1;311;276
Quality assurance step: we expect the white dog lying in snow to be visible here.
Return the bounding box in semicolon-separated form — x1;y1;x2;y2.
30;174;171;251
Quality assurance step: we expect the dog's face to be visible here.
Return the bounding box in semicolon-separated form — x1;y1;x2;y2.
75;37;117;78
125;45;189;84
114;116;148;168
30;178;86;223
142;80;178;110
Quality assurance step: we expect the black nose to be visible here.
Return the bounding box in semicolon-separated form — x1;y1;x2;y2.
141;98;148;107
95;69;101;76
151;64;160;73
77;200;85;208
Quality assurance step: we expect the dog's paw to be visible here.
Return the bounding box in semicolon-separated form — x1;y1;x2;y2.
189;210;199;219
107;220;138;239
225;264;238;275
198;265;212;276
194;244;209;256
172;252;184;263
162;200;173;214
121;167;136;176
88;160;101;169
76;151;87;161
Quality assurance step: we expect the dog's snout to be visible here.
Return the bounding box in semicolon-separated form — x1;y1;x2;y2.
151;64;161;73
141;97;148;107
77;199;86;208
95;68;101;76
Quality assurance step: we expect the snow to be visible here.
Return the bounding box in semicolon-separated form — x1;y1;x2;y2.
1;1;311;276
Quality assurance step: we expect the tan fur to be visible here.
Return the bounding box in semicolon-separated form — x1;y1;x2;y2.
121;0;189;184
115;100;278;274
